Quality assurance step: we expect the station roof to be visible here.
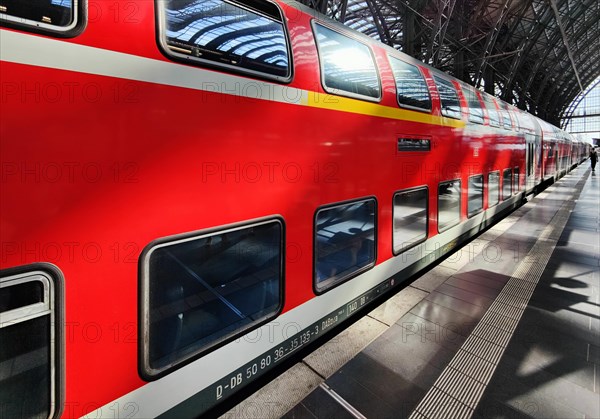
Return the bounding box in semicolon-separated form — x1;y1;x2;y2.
297;0;600;126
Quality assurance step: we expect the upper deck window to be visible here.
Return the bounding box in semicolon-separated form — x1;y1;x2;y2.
0;0;83;36
157;0;292;82
433;76;461;119
388;57;431;112
483;96;500;127
509;108;520;131
313;23;381;101
500;102;513;129
465;87;484;124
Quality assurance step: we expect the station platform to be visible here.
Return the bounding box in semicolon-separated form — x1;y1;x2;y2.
221;165;599;419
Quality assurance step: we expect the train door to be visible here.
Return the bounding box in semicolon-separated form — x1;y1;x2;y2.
525;133;541;193
544;142;554;180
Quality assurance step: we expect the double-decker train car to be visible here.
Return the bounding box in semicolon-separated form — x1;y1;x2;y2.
572;136;591;167
0;0;582;417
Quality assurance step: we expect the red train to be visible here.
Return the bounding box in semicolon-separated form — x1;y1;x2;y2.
0;0;589;417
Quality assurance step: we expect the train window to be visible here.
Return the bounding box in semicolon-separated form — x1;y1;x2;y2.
503;169;512;200
467;175;484;217
483;96;500;127
314;199;376;293
501;103;513;129
313;23;381;101
488;171;500;207
438;180;461;232
140;219;284;379
156;0;292;82
0;0;84;36
388;57;431;112
393;188;428;255
464;87;484;124
509;110;520;131
514;167;520;192
527;143;535;176
433;76;461;119
0;265;63;419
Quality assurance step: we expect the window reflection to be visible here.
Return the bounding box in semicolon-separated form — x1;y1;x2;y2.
389;57;431;112
314;23;381;100
465;87;484;124
488;171;500;207
483;96;500;127
438;180;461;231
434;76;461;119
161;0;290;78
503;169;512;199
393;188;428;254
0;273;57;419
1;0;74;27
501;103;512;129
468;175;484;216
144;220;283;375
315;199;376;292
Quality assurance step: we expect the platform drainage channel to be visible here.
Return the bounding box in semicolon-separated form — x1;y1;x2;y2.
408;172;586;419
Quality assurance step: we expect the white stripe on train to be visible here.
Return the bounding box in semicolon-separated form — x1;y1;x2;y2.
0;30;308;107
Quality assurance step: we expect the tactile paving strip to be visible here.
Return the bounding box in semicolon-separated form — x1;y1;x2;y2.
408;171;589;419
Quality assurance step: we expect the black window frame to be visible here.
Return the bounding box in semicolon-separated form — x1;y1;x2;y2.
155;0;293;83
139;217;285;380
502;168;512;200
388;55;432;113
312;21;382;102
437;179;462;233
467;174;484;217
0;263;65;419
392;186;429;255
0;0;86;37
488;171;500;208
433;75;462;120
313;197;377;295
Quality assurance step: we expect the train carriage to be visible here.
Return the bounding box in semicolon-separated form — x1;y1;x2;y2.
0;0;581;417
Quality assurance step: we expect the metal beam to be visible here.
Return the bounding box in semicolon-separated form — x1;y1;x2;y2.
547;0;584;93
474;0;514;87
365;0;393;45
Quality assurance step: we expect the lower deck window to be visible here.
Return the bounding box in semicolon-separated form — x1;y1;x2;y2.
503;169;512;200
314;199;376;293
141;219;284;379
393;188;428;254
0;266;62;419
488;171;500;207
438;180;461;232
468;175;484;217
